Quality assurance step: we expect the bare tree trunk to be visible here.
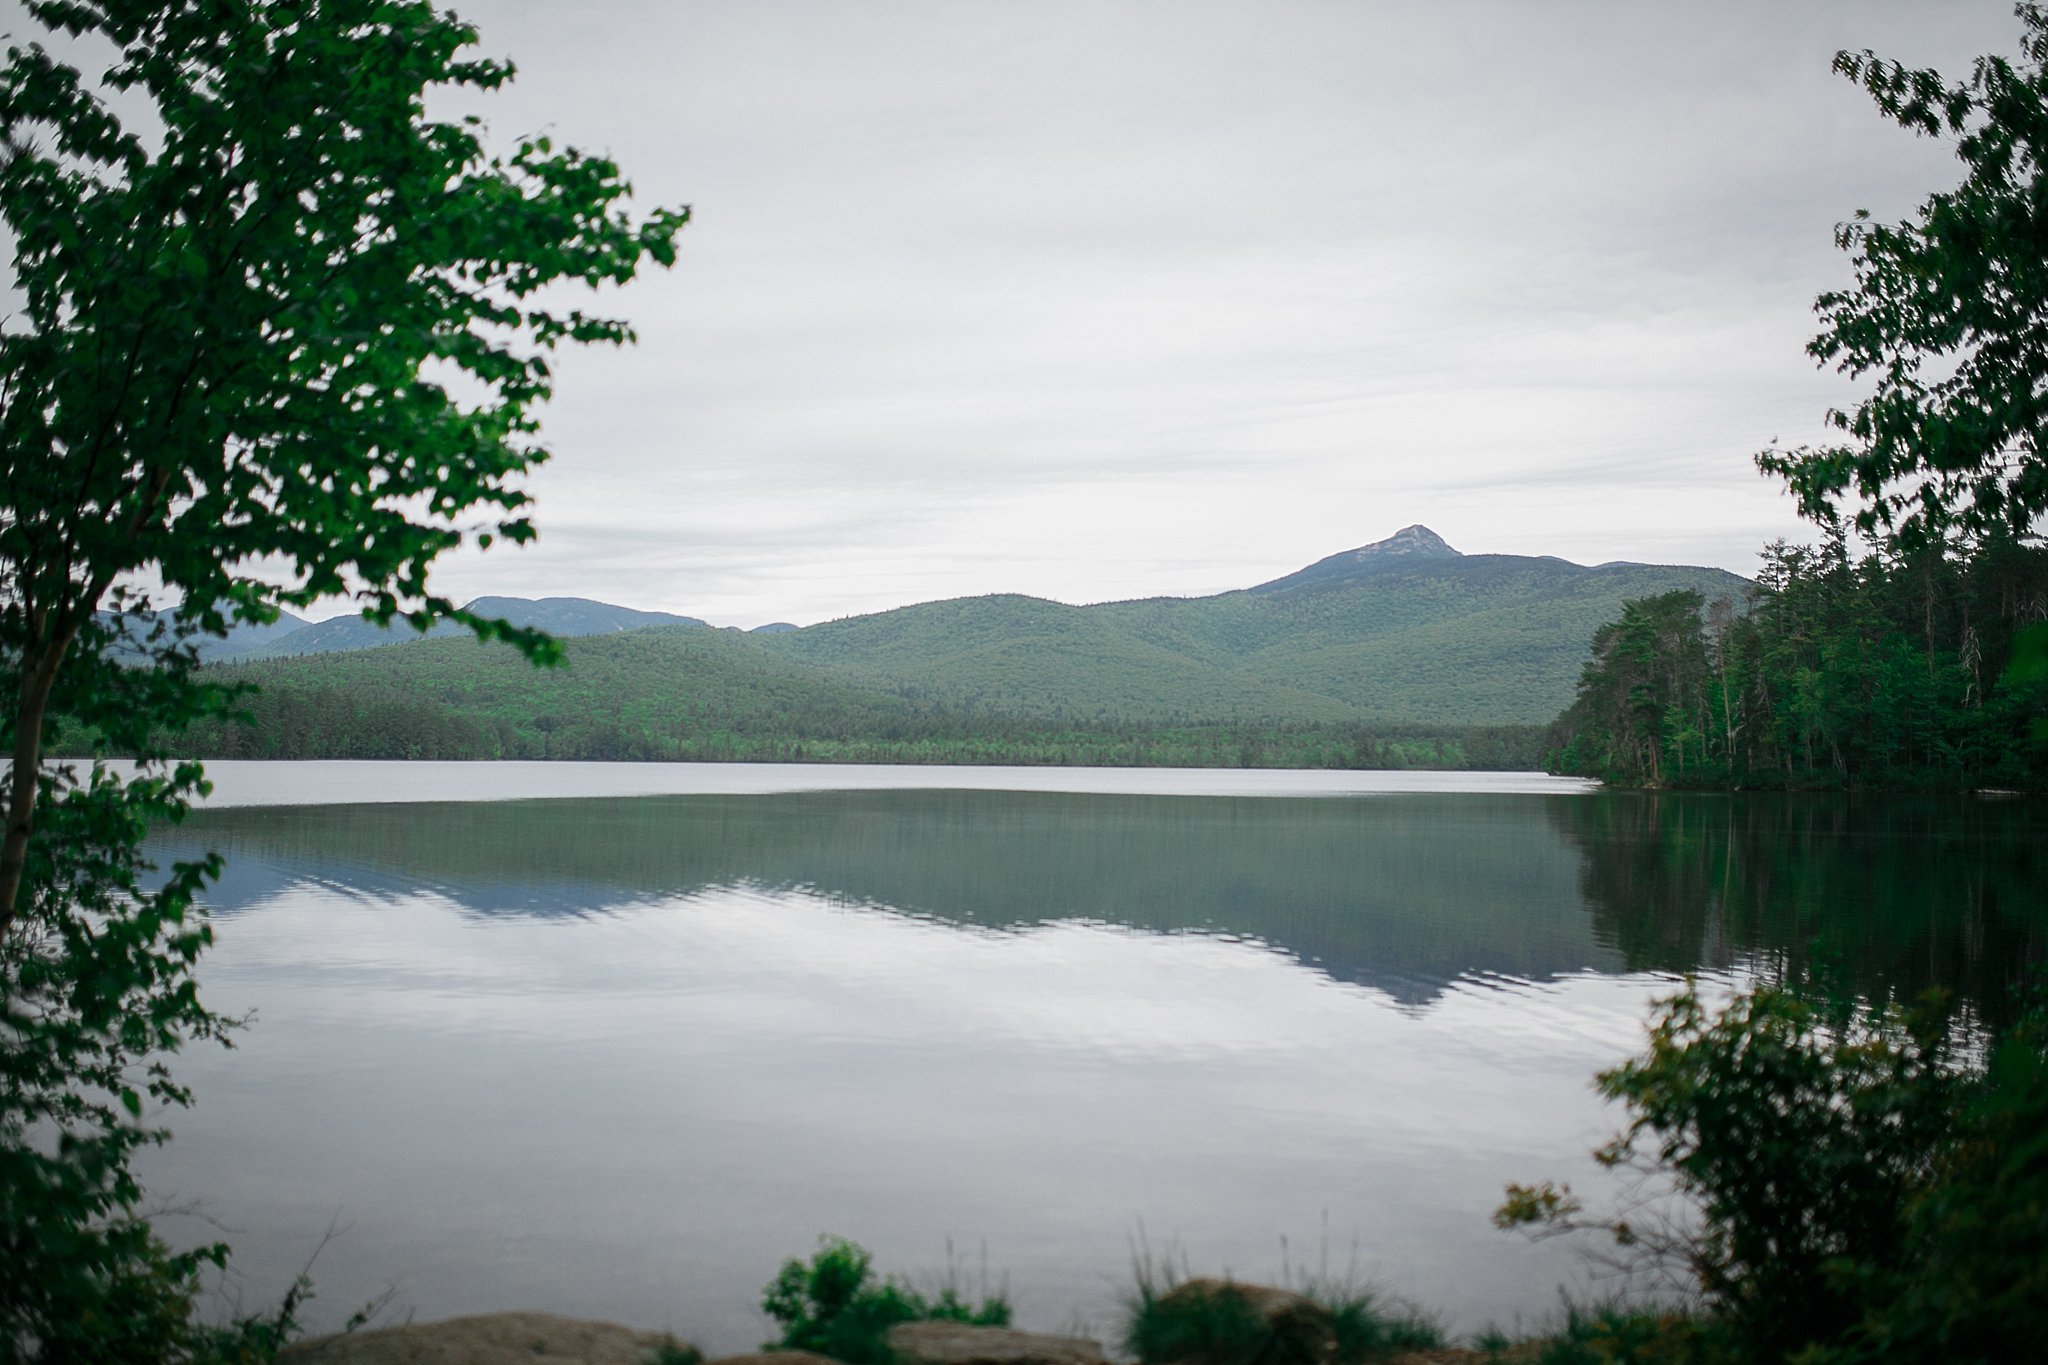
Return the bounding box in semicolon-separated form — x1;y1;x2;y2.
0;633;69;940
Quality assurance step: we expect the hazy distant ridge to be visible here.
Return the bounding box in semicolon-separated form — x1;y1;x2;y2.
231;596;709;660
192;527;1749;731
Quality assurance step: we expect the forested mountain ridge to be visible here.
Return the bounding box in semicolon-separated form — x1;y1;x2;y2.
757;527;1749;725
151;529;1753;766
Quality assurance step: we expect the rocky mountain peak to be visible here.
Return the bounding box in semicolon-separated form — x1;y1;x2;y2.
1350;524;1459;559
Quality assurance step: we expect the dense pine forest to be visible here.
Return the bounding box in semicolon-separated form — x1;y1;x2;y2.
1546;535;2048;790
138;626;1546;769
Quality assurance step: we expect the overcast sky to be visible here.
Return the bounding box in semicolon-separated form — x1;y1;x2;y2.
34;2;2037;627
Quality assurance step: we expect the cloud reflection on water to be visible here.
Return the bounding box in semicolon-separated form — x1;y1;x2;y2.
132;779;2042;1347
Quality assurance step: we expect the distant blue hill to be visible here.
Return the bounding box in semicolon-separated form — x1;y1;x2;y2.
94;607;312;662
231;596;707;661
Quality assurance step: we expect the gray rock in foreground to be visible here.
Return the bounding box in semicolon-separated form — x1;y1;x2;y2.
280;1311;686;1364
886;1321;1109;1365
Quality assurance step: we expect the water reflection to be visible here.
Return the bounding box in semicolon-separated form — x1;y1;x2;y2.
159;791;1616;1006
131;784;2045;1346
1549;793;2047;1025
157;788;2045;1013
132;883;1665;1349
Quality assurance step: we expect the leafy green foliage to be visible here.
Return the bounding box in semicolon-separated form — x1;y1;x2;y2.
1756;5;2048;552
1548;591;1717;789
0;761;265;1363
761;1237;1009;1365
1814;1007;2048;1362
1498;981;2048;1363
0;0;685;919
645;1337;704;1365
1;0;681;1356
0;0;684;643
1596;988;1961;1353
2010;621;2048;742
1548;537;2048;790
1520;1302;1703;1365
1609;8;2048;796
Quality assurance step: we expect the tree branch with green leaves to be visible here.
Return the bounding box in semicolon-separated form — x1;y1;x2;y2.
0;2;684;1354
0;0;687;930
1757;3;2048;554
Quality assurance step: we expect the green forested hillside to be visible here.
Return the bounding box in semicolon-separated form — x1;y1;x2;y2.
762;545;1748;726
744;593;1368;723
156;529;1748;766
190;626;922;758
171;626;1536;768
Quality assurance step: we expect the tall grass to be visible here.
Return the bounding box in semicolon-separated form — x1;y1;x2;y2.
1122;1242;1440;1365
1472;1300;1705;1365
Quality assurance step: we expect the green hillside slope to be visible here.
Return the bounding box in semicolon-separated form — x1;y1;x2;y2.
747;593;1366;723
763;538;1748;726
175;625;1518;768
189;626;925;759
157;527;1750;763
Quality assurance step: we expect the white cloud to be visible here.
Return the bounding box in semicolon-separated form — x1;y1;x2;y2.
188;2;2048;623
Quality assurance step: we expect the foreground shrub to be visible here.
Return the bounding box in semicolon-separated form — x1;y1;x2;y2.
649;1338;704;1365
1522;1302;1706;1365
1498;980;2048;1363
1124;1266;1438;1365
761;1236;1009;1365
1813;1008;2048;1362
1321;1289;1440;1362
0;766;246;1365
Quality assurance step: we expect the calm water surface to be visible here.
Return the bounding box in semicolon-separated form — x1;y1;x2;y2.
132;764;2045;1347
155;758;1598;806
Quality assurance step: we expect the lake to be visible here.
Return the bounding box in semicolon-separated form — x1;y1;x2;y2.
132;763;2045;1349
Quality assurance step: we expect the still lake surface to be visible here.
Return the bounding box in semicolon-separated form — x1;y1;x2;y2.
133;762;2044;1348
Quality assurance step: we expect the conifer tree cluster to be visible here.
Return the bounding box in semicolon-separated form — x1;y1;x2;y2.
1549;537;2048;788
1556;5;2048;791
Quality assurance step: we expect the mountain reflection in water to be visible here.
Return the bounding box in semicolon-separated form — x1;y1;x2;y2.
131;783;2044;1347
158;787;2044;1014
